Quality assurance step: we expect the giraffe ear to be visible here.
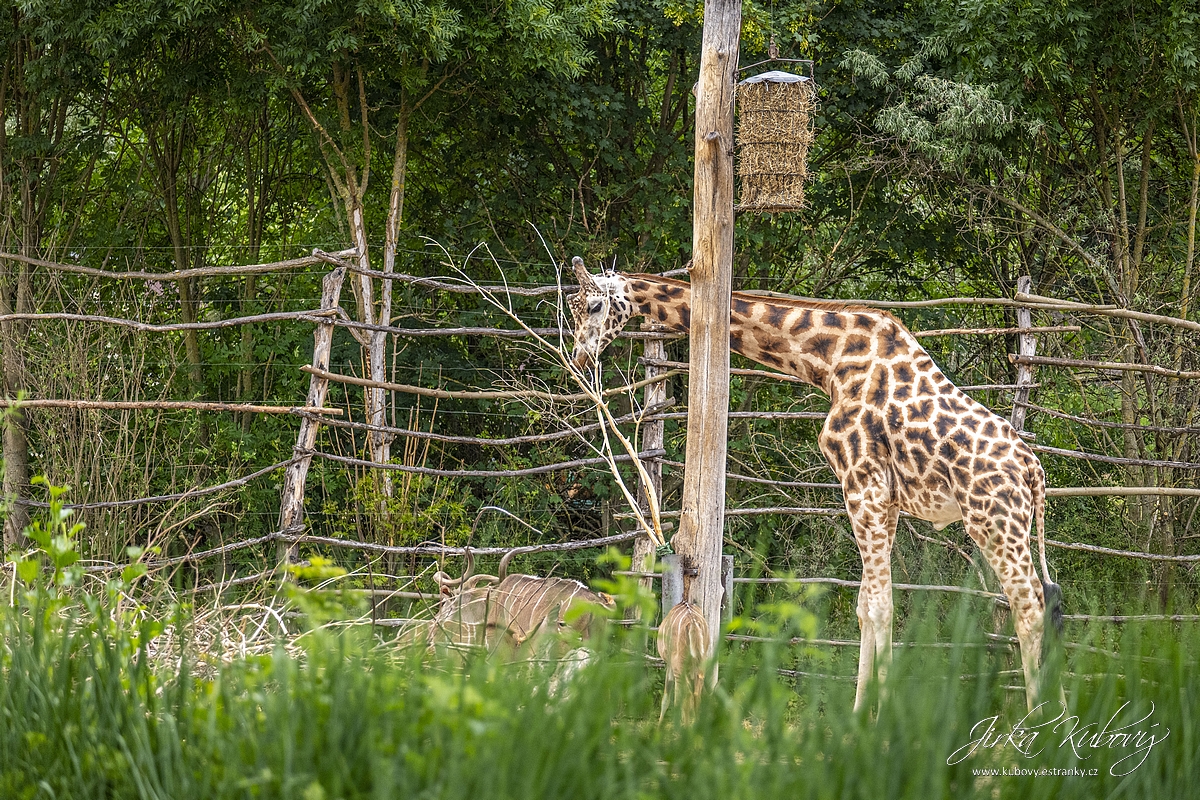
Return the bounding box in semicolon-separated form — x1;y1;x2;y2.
572;256;597;291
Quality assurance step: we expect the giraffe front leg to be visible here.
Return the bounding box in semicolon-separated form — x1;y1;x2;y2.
844;487;898;713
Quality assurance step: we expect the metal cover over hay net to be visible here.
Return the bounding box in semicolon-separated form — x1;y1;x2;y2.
736;70;817;212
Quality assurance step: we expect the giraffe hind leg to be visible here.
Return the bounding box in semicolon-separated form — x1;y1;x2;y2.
853;592;877;713
967;511;1046;712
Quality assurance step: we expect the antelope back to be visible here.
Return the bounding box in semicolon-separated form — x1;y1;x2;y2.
485;574;615;649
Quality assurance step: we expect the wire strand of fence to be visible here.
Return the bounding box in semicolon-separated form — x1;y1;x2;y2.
295;398;676;447
319;316;683;341
1014;401;1200;435
1010;353;1200;380
273;529;643;558
1016;291;1200;333
1046;539;1200;562
0;248;358;280
82;525;307;572
0;309;333;333
17;457;301;509
80;526;644;573
300;364;679;403
305;447;666;478
1028;443;1200;469
0;400;343;415
659;459;841;490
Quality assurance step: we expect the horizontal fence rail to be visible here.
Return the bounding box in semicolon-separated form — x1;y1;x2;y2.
11;248;1199;637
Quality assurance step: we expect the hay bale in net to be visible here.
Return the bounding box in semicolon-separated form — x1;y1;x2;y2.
736;71;817;212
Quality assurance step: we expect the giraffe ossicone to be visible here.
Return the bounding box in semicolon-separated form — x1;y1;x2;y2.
568;256;1063;712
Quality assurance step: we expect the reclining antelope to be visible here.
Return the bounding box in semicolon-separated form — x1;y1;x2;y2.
400;550;615;667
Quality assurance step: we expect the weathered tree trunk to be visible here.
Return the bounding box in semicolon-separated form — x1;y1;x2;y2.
673;0;740;660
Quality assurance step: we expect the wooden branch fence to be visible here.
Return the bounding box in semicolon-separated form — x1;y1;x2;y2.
7;250;1200;635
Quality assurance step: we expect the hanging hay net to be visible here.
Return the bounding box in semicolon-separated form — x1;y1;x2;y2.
736;71;818;212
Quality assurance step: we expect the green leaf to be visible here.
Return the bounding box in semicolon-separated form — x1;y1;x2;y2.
16;558;39;584
121;563;148;584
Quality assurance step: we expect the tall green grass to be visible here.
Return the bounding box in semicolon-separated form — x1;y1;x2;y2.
1;583;1195;799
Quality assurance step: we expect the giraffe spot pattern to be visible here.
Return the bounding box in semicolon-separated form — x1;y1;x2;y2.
578;274;1048;706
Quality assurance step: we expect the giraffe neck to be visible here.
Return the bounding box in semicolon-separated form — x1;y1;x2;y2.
623;274;911;394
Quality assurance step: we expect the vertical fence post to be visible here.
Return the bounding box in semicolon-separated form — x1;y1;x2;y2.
1010;275;1037;433
675;0;741;665
661;553;683;619
630;323;667;621
278;265;347;563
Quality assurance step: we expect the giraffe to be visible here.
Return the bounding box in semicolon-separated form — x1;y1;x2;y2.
566;256;1062;712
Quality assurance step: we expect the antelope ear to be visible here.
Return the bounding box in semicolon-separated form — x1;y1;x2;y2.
572;256;596;290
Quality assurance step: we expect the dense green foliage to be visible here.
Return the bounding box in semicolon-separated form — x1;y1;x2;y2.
1;563;1196;798
1;0;1198;613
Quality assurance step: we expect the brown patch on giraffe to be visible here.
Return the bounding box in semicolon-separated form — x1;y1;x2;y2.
732;297;753;317
843;335;871;356
835;362;870;382
917;376;934;395
822;311;845;329
829;406;861;434
846;429;862;463
862;412;889;457
908;399;934;422
825;439;848;471
938;396;967;414
789;309;813;334
757;334;787;353
886;404;903;432
893;363;914;384
934;415;955;437
765;305;789;329
867;367;890;408
906;428;936;453
810;334;838;361
880;324;911;358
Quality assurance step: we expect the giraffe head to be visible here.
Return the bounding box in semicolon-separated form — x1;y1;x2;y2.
567;256;634;368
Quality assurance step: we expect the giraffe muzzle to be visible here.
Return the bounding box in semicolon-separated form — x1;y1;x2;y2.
572;346;595;370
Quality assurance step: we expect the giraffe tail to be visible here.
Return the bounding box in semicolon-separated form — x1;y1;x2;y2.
1032;463;1063;638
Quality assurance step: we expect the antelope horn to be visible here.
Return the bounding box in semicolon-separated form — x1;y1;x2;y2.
572;256;596;290
433;547;474;591
463;573;500;591
498;548;519;581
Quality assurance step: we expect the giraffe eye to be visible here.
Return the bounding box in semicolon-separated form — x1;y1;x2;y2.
588;301;603;315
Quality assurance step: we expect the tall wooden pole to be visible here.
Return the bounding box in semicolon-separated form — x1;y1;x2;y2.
674;0;741;658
